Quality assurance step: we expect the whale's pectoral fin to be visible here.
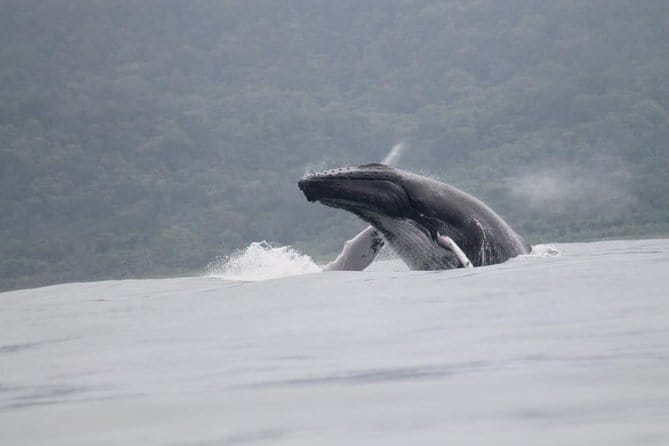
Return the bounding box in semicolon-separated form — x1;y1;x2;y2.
436;233;474;269
323;226;385;271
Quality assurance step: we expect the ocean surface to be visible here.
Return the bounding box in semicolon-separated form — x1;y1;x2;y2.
1;239;668;445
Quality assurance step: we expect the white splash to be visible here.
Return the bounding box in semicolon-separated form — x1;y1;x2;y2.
207;242;320;281
381;142;407;166
302;160;329;177
525;244;562;258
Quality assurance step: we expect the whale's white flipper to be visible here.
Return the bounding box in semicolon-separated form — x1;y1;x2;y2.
436;233;474;268
323;226;385;271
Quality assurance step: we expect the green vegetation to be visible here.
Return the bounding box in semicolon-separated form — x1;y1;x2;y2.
1;1;668;291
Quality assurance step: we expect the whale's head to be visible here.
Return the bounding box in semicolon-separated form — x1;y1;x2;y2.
298;163;413;217
298;163;458;225
299;163;467;269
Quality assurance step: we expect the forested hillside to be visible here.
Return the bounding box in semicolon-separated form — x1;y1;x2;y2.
1;0;668;291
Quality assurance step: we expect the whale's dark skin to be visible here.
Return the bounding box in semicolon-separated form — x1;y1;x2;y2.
298;163;530;270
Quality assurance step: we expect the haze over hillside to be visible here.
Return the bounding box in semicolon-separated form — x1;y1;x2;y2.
1;0;668;291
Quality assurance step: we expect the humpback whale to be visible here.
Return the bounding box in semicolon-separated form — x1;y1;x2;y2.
298;163;530;271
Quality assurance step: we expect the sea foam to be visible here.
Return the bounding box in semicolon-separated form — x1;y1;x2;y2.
207;241;320;281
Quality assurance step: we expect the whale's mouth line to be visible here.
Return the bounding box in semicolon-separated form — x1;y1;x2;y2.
298;175;397;199
317;197;367;211
298;176;411;205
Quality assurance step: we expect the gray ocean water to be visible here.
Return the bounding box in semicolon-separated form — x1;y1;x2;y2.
1;239;668;445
